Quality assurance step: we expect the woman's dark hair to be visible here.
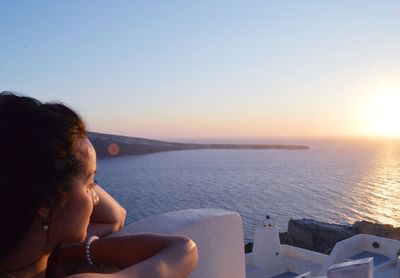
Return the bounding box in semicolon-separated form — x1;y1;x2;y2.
0;92;87;260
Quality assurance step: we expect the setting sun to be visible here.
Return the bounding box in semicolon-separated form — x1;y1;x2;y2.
365;94;400;137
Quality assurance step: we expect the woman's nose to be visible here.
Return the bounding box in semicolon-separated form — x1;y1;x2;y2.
90;188;100;206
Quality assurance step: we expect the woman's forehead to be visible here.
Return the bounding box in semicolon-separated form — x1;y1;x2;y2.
76;137;97;172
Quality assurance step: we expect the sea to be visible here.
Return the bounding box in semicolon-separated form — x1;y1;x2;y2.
95;137;400;242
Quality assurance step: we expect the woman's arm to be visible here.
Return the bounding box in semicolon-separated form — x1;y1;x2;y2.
50;234;198;278
109;235;198;278
86;185;127;238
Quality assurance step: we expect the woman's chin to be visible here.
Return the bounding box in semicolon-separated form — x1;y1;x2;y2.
72;230;88;243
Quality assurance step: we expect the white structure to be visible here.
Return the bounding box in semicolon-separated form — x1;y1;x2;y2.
246;217;327;277
112;209;400;278
111;209;246;278
319;234;400;277
327;257;373;278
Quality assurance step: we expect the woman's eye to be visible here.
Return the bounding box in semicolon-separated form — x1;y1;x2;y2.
87;179;97;191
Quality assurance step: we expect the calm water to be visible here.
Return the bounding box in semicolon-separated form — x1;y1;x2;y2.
96;138;400;242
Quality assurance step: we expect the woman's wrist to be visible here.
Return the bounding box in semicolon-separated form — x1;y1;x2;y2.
85;236;100;266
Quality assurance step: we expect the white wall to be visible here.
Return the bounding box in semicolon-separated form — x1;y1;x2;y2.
112;209;246;278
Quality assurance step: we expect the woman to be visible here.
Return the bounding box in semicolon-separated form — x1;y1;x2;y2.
0;92;198;278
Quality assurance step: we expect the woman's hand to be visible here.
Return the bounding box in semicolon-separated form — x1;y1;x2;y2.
86;185;126;238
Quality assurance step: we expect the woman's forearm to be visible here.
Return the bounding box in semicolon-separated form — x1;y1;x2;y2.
115;236;198;278
59;234;198;278
90;234;197;269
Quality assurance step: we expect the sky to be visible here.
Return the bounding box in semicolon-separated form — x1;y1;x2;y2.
1;1;400;140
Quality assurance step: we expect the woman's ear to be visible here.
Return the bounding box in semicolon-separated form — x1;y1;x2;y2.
37;206;51;222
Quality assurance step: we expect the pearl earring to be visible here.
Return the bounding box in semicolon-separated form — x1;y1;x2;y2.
42;224;49;232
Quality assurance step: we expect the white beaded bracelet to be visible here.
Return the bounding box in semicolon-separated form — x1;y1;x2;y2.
85;236;99;266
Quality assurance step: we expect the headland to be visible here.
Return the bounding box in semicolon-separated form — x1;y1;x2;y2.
89;132;309;158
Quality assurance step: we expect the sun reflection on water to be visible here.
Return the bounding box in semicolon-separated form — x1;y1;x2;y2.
349;140;400;226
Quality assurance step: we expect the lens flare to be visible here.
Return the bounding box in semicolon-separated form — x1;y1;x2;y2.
107;143;120;156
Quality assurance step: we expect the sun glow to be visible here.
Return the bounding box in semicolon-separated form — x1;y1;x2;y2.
364;93;400;137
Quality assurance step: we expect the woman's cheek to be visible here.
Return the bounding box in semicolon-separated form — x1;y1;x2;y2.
69;190;93;225
72;192;93;241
